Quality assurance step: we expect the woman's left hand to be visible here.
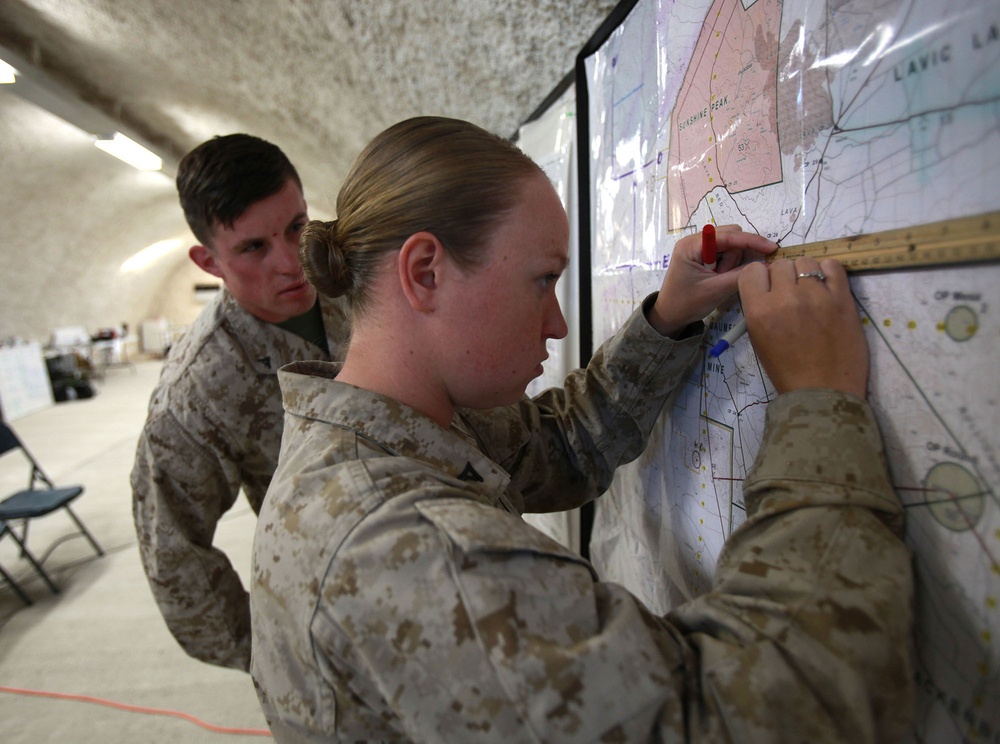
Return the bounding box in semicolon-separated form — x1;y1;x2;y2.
646;225;778;338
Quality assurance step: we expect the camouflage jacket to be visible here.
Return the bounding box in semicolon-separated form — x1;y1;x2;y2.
132;288;350;671
251;300;913;742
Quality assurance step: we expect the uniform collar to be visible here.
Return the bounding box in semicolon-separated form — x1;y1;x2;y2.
219;290;350;374
278;360;512;500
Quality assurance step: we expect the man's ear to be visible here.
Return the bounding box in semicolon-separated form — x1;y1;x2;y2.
398;232;446;312
189;245;224;279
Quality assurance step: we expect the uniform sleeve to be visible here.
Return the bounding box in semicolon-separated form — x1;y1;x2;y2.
131;408;252;671
664;389;915;741
466;294;704;514
315;389;913;742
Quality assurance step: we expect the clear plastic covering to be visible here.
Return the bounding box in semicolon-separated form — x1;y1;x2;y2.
582;1;1000;740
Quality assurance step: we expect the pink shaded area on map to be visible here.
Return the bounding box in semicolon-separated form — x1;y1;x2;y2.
666;0;782;229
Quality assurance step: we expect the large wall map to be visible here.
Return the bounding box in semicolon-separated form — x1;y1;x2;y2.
582;0;999;741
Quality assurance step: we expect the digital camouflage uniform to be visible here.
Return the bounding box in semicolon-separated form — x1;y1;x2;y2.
132;288;350;671
251;296;914;742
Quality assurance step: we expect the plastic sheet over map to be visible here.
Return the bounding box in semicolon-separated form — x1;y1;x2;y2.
582;1;1000;740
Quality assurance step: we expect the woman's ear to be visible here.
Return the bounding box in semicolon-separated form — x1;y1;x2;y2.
398;232;446;312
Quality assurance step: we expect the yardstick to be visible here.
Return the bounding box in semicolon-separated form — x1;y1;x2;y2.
768;211;1000;272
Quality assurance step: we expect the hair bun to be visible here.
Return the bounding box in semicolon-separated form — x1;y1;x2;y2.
300;219;351;298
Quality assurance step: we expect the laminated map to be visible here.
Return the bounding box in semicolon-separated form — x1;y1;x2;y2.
581;0;1000;740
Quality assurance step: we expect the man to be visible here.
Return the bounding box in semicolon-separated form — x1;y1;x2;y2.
132;134;350;671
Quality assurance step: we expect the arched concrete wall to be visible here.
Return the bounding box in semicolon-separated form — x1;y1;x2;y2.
1;93;189;344
0;0;616;349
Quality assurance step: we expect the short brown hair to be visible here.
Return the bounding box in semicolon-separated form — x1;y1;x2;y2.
177;134;302;248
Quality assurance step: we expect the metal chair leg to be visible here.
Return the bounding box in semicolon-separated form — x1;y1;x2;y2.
3;528;59;594
0;563;33;605
64;506;104;556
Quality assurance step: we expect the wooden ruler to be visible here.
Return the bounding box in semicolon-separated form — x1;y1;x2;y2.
769;211;1000;272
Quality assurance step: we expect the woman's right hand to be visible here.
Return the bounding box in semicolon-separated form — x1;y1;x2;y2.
738;258;869;398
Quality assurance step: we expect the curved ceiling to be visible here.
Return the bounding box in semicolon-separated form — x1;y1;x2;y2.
0;0;616;343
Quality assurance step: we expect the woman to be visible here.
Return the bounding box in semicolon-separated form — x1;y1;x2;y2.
250;117;913;742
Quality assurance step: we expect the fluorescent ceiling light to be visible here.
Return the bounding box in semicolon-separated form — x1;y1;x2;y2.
0;42;176;175
95;132;163;171
0;58;16;84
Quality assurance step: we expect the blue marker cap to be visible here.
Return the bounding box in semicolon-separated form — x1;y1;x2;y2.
709;339;730;358
709;317;748;358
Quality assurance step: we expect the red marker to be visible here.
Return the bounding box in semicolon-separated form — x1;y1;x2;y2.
702;224;717;270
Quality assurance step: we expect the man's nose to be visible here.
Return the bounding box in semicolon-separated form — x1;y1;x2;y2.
275;235;303;274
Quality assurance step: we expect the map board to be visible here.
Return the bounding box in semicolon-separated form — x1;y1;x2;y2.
577;0;1000;741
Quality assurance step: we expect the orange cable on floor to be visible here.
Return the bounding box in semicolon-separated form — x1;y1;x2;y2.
0;685;272;737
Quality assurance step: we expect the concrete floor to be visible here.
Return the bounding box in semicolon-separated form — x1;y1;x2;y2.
0;359;270;742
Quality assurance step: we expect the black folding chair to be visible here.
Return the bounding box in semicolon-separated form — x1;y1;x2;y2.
0;421;104;593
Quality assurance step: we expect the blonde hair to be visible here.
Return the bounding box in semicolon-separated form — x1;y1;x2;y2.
300;117;542;316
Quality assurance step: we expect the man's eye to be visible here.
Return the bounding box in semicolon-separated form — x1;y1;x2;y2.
542;273;560;287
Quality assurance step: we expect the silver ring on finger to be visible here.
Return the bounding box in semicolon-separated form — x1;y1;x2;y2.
797;270;826;281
